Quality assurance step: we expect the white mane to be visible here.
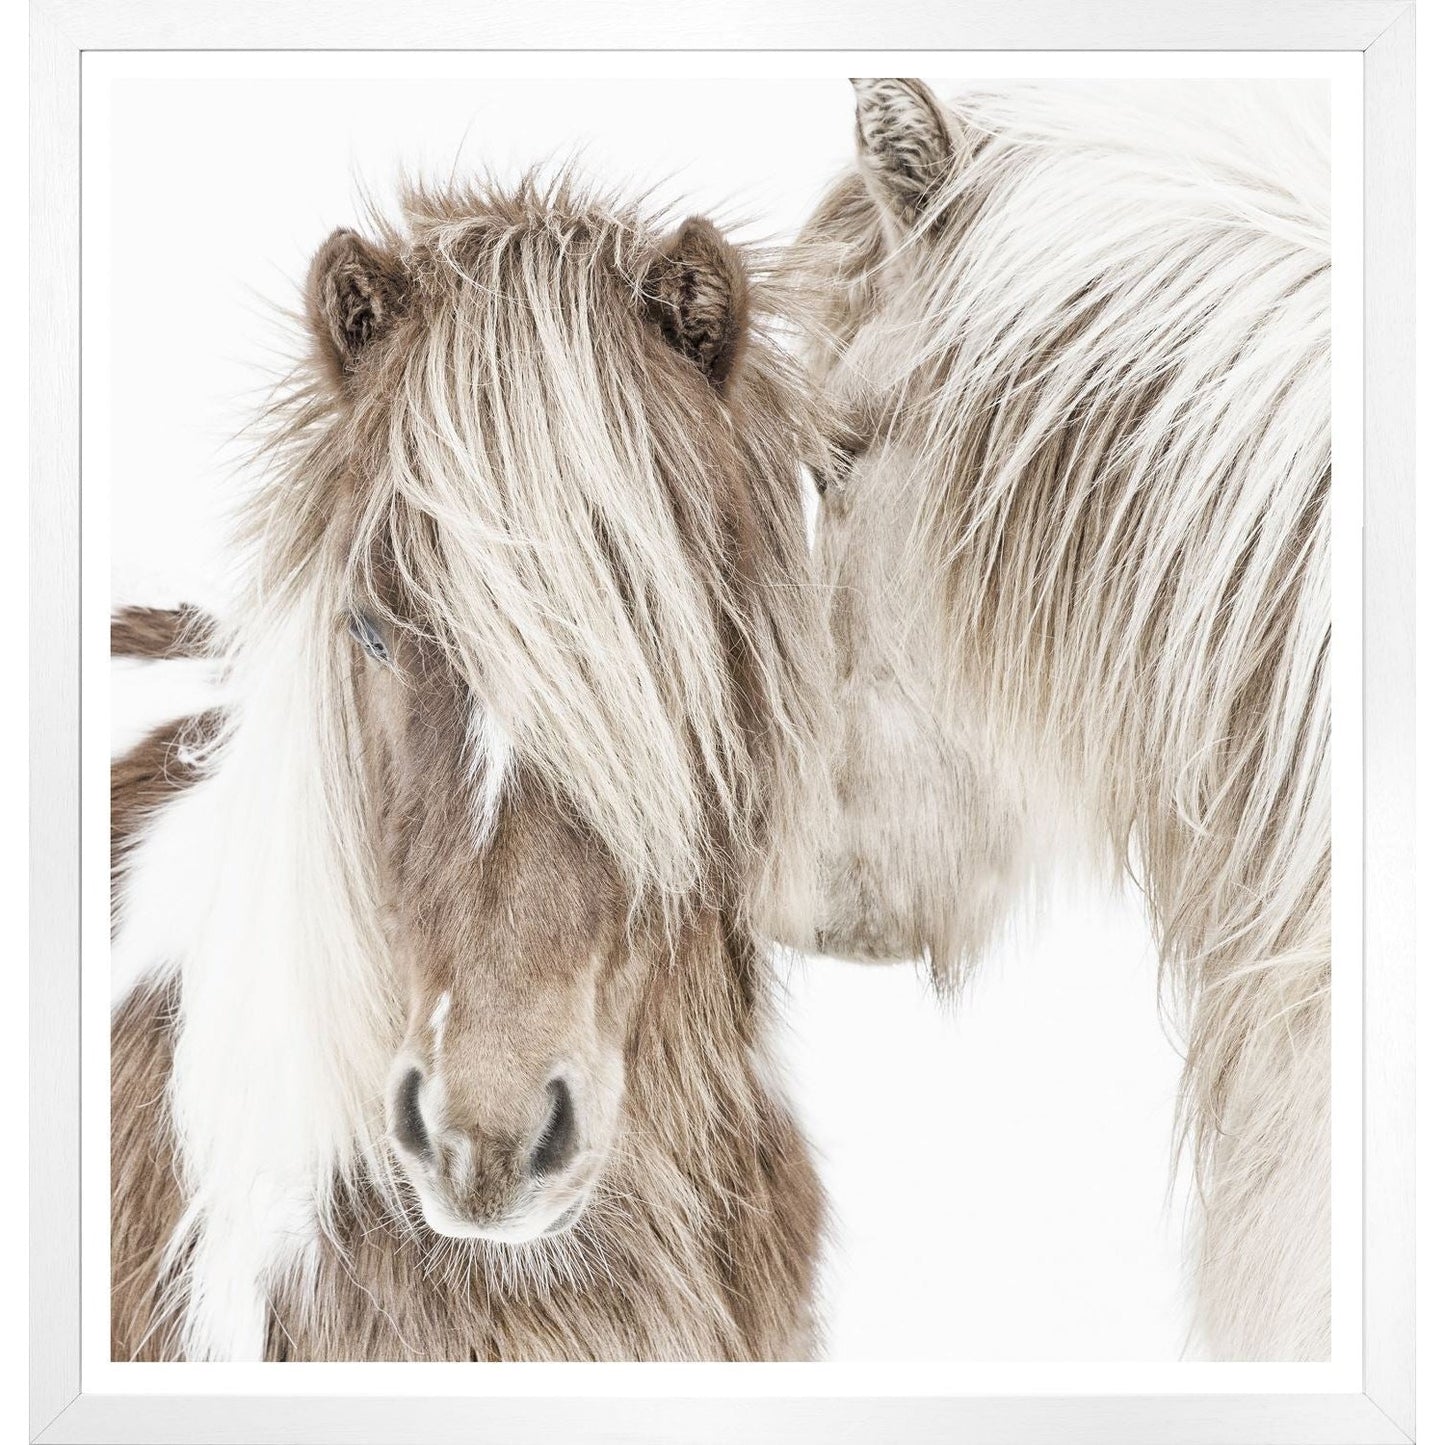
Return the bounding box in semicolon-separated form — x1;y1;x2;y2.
797;80;1333;1358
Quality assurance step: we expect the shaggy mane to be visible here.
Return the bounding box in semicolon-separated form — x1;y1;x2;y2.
794;82;1332;1357
241;173;830;918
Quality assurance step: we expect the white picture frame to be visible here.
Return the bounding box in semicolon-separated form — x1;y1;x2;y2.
30;3;1416;1440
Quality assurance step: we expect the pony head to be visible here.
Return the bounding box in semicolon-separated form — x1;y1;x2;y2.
235;178;828;1243
792;79;1329;984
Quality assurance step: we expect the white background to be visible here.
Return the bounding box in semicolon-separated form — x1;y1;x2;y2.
98;63;1350;1369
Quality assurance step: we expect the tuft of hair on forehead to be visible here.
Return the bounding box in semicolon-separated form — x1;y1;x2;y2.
244;171;832;921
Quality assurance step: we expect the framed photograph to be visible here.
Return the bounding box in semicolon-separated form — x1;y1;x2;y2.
31;3;1415;1441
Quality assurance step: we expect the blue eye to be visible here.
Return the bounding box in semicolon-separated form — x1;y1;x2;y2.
347;612;391;663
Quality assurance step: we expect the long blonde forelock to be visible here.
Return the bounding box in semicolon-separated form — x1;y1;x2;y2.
254;174;831;917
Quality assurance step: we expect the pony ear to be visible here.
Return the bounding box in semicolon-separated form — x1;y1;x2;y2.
643;218;749;392
850;78;966;233
306;228;406;380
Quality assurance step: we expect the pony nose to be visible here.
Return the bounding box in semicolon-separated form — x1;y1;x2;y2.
529;1078;578;1176
392;1066;431;1159
389;1069;580;1184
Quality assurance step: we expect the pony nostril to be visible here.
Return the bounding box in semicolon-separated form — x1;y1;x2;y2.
529;1079;577;1176
393;1067;430;1160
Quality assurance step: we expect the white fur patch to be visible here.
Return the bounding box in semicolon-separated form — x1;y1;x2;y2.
418;1061;449;1141
466;706;513;848
114;602;400;1360
429;990;452;1052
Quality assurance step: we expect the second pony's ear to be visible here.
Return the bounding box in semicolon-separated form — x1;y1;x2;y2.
642;218;749;393
850;78;966;235
306;228;407;382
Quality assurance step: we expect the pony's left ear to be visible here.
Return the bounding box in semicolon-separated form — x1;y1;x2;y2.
643;218;749;393
306;228;407;383
851;78;969;235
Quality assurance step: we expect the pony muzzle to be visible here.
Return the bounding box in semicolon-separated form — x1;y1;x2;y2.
388;1065;594;1242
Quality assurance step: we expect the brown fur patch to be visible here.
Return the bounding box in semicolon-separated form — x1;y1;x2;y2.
110;711;221;926
111;979;187;1360
111;604;215;661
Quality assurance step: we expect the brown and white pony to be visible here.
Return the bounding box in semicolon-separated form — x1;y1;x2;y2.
110;176;830;1361
790;80;1331;1360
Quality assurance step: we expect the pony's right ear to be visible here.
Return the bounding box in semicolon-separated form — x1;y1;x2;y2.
642;218;749;394
850;78;968;235
306;229;407;382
